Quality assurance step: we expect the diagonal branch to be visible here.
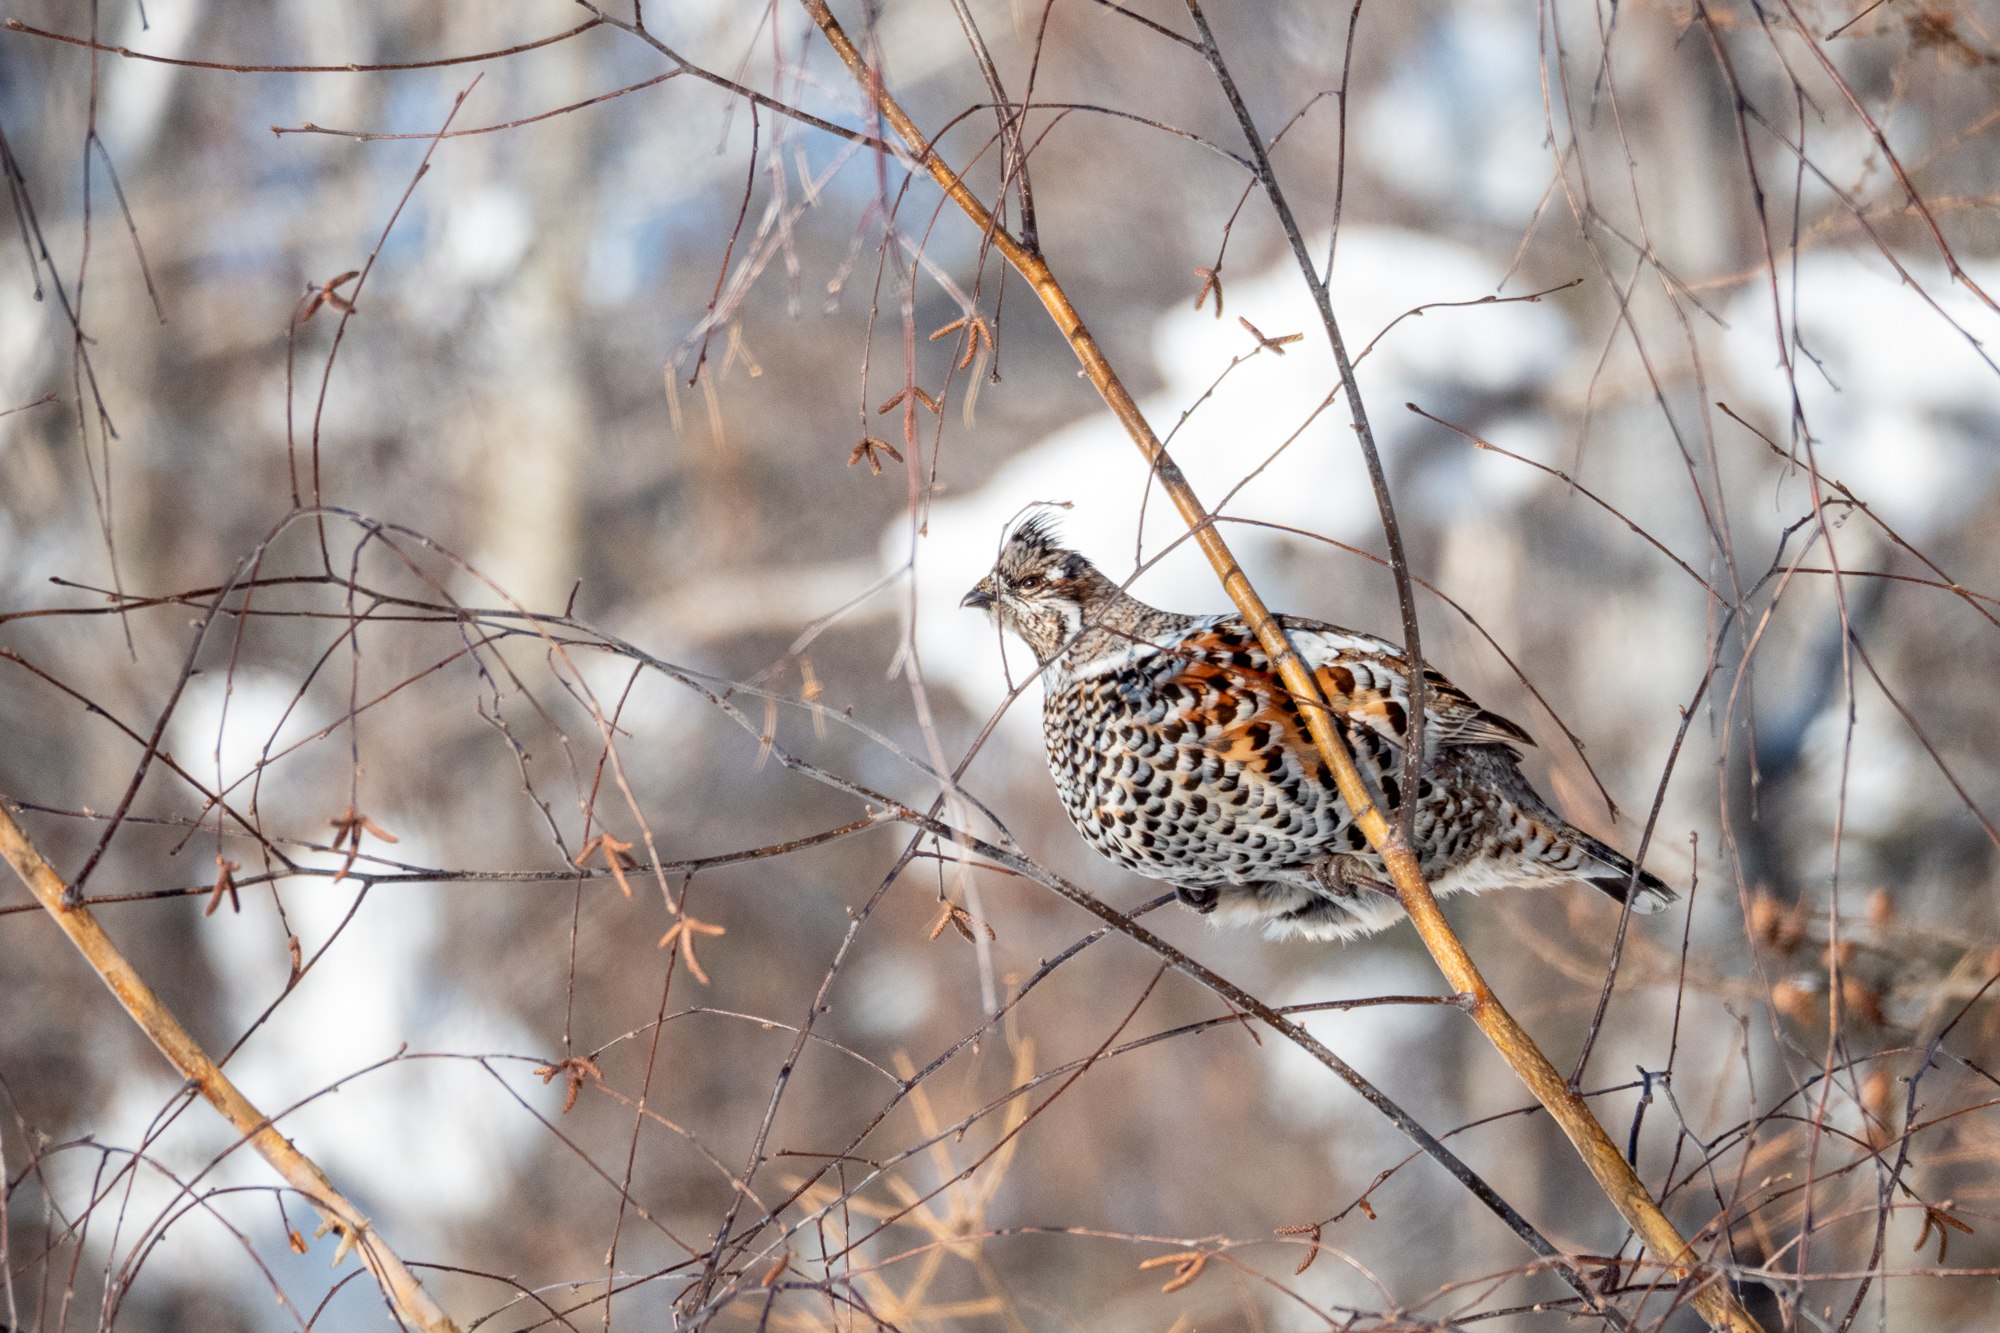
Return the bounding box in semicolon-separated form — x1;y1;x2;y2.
793;4;1764;1330
0;804;463;1333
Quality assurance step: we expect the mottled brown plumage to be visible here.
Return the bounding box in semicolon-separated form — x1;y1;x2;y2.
962;516;1676;940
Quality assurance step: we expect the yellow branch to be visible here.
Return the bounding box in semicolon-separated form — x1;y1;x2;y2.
0;805;463;1333
796;6;1760;1328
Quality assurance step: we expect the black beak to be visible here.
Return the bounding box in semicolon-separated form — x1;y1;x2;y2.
960;585;994;611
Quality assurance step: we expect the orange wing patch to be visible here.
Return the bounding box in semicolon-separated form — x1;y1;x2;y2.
1157;653;1307;766
1312;661;1408;748
1160;628;1532;764
1313;661;1534;751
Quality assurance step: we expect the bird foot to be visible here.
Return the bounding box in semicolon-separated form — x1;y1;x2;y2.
1309;856;1400;903
1175;884;1221;915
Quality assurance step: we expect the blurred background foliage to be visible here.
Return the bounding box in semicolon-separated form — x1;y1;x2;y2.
3;0;2000;1329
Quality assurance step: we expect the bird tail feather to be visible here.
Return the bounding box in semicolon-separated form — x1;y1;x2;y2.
1570;829;1678;914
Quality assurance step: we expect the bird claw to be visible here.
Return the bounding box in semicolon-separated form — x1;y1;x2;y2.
1310;857;1398;903
1175;885;1221;914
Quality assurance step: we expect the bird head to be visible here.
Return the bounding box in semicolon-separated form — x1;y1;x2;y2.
960;514;1100;663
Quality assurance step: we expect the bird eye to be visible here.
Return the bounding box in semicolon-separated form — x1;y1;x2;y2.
1016;573;1044;591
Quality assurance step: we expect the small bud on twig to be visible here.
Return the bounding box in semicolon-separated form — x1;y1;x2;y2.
1274;1221;1323;1274
658;913;726;984
1193;266;1223;316
1237;316;1302;354
203;857;242;918
532;1054;604;1114
328;807;397;884
574;832;638;898
1138;1248;1210;1293
847;437;902;475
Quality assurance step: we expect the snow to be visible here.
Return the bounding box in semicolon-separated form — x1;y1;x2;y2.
436;184;536;287
93;2;205;160
1357;4;1553;222
893;226;1573;726
167;670;331;809
1721;248;2000;540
